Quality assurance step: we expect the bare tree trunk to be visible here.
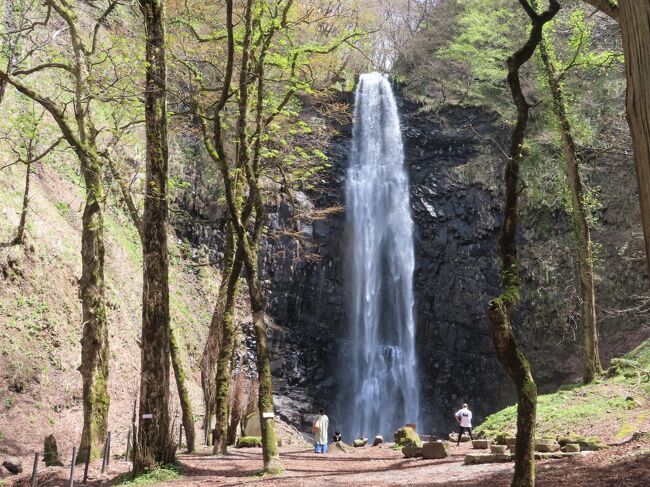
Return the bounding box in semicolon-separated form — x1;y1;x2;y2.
13;161;31;245
135;0;174;472
170;327;195;453
619;1;650;278
77;152;110;464
536;14;602;383
487;2;559;486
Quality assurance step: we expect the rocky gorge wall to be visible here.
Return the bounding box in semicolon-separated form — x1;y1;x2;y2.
258;88;649;438
172;87;649;439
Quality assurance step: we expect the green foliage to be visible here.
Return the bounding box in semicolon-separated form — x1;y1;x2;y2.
115;465;181;485
236;436;263;448
393;427;422;447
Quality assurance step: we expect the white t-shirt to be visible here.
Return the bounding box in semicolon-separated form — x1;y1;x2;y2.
455;408;472;428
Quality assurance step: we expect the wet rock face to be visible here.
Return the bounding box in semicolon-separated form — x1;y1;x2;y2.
261;98;512;434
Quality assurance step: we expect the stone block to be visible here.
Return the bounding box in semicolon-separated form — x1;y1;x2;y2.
2;457;22;475
402;444;422;458
472;439;492;449
535;439;560;453
464;454;495;465
506;437;517;449
490;444;507;454
422;441;450;459
372;435;384;446
562;443;580;453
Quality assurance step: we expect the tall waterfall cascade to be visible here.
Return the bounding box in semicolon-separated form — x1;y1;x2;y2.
341;72;421;439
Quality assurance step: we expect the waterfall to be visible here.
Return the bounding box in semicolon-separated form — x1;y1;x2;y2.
341;72;420;440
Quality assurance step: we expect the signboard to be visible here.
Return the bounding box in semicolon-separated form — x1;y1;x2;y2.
262;412;275;419
142;413;153;419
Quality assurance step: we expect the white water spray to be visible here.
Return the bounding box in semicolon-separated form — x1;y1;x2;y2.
342;72;420;439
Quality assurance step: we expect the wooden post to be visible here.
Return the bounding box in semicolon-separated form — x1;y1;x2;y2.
68;447;77;487
125;429;132;462
82;446;90;485
105;431;111;468
30;452;39;487
100;435;108;474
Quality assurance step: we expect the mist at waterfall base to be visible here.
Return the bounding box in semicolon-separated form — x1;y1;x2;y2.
336;72;421;442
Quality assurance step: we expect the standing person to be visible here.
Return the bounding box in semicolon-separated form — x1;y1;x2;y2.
312;408;329;453
454;403;474;445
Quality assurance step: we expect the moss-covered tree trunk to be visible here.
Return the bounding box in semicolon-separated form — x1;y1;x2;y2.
536;24;602;383
170;327;195;453
135;0;175;472
487;2;559;486
77;151;110;464
13;160;31;245
243;250;282;474
212;236;244;454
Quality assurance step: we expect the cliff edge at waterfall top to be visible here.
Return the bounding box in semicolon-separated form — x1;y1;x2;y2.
0;1;649;486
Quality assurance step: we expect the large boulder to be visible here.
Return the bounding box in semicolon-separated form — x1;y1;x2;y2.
2;456;22;474
243;413;262;437
44;434;64;467
421;441;450;459
394;427;421;446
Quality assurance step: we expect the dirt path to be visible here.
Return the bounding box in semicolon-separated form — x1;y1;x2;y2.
158;438;650;487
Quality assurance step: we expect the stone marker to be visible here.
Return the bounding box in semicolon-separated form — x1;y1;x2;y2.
372;435;384;446
402;444;422;458
562;443;580;453
2;456;23;474
422;441;450;459
44;434;64;467
535;439;560;453
490;444;507;454
472;439;492;449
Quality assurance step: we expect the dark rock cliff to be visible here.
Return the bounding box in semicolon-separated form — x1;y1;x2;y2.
173;88;648;438
260;89;648;437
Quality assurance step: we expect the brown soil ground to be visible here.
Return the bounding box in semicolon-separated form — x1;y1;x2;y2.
6;438;648;486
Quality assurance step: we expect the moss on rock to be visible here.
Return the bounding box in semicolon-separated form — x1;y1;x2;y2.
393;427;421;447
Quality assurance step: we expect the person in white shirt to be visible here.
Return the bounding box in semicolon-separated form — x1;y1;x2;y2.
454;403;474;445
312;408;329;453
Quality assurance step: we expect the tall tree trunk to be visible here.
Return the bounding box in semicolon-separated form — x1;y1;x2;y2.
170;327;195;453
201;220;236;445
212;233;243;454
241;247;282;473
619;1;650;278
135;0;174;472
77;152;110;464
536;11;602;383
13;161;31;245
487;2;559;486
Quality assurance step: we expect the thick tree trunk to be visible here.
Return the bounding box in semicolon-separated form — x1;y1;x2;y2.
537;24;602;383
242;251;282;473
135;0;174;472
77;152;110;464
13;161;31;245
487;2;559;486
619;0;650;278
170;327;195;453
212;236;244;454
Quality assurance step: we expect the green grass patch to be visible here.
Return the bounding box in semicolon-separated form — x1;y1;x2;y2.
476;338;650;441
114;465;181;485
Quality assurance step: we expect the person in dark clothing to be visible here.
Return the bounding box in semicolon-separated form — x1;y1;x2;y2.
332;431;342;443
